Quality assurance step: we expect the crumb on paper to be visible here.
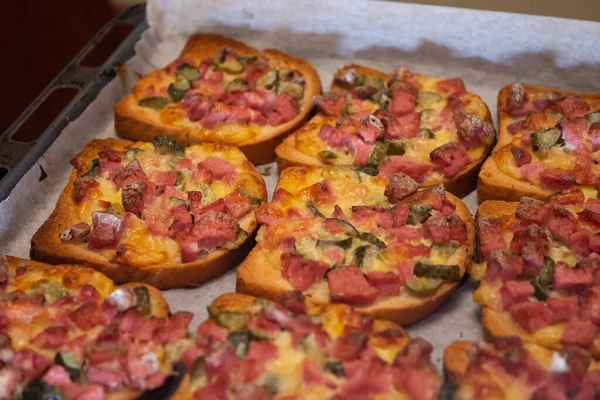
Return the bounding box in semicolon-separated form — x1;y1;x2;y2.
459;332;463;338
435;358;441;363
39;165;48;182
260;165;272;176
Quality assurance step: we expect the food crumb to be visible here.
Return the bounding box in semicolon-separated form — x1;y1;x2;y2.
459;332;463;338
260;165;272;176
435;358;441;363
39;165;48;182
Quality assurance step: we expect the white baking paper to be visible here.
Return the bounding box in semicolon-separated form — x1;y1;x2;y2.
1;0;600;371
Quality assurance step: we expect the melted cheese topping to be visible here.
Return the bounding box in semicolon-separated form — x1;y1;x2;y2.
293;73;490;183
75;141;264;265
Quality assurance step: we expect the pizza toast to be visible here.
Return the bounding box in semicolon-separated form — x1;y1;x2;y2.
31;137;267;289
115;33;322;165
478;83;600;202
444;339;600;399
474;192;600;358
172;291;441;399
236;166;475;326
276;64;495;197
0;255;193;400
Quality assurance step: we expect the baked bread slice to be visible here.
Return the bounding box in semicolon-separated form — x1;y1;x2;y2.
31;137;267;289
473;191;600;358
236;166;475;326
173;291;441;399
115;33;321;165
0;255;193;399
444;339;600;399
276;64;495;197
478;83;600;202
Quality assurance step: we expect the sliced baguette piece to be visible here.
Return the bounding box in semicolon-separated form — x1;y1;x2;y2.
478;83;600;202
173;291;440;399
1;255;185;400
115;33;322;165
31;138;267;289
276;64;495;198
236;166;475;326
474;199;600;359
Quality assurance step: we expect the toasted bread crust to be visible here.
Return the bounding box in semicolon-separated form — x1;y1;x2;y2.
478;83;600;202
236;187;475;326
114;34;322;165
475;200;600;358
276;64;495;197
30;138;266;289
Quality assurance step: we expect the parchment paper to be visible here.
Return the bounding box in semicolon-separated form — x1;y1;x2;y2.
1;0;600;370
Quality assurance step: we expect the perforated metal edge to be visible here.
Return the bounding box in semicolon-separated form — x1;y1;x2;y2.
0;3;148;202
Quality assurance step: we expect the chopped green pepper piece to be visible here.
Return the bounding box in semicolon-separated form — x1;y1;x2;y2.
532;256;555;301
189;357;207;383
531;128;562;149
438;383;459;400
419;128;435;139
169;197;188;208
307;201;325;217
366;142;388;169
413;261;461;281
257;70;278;89
357;232;386;249
277;68;292;80
31;280;69;304
318;150;338;164
238;188;262;205
353;245;369;265
54;352;81;381
83;158;100;177
153;136;184;154
407;203;432;225
208;306;248;331
416;91;442;108
214;49;245;74
386;141;406;156
406;277;443;296
586;111;600;124
134;286;151;316
123;148;144;162
262;372;281;395
167;82;188;102
139;96;170;109
324;360;345;377
363;76;385;90
226;78;249;92
276;81;304;100
228;331;252;358
360;166;380;176
176;64;200;82
22;380;64;400
317;237;353;250
107;203;125;217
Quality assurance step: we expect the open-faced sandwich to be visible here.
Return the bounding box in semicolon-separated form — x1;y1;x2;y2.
236;166;474;325
0;255;193;399
478;83;600;202
474;190;600;358
31;137;266;289
173;291;441;400
115;33;321;164
276;64;495;197
444;338;600;399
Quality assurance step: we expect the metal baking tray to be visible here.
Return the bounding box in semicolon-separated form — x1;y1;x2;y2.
0;4;147;202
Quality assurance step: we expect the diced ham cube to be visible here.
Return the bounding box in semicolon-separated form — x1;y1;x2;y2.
429;142;471;178
547;296;579;323
268;92;300;126
500;281;534;310
367;271;401;296
310;180;337;205
476;216;506;260
548;189;585;206
423;214;467;245
223;191;253;220
586;198;600;214
553;263;594;292
113;159;147;188
485;250;523;283
559;116;588;149
325;332;367;361
561;317;598;347
582;286;600;325
381;112;420;139
73;176;99;204
396;260;415;285
197;157;236;182
388;82;417;116
510;146;532;167
192;213;240;250
557;97;590;117
31;327;68;349
509;301;553;333
437;78;466;97
318;124;347;148
453;109;495;148
313;91;348;117
196;319;228;343
237;341;278;382
11;349;53;380
515;197;552;225
327;265;378;305
150;171;178;186
384;173;418;203
88;212;122;249
539;167;576;190
379;156;433;182
281;253;329;291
